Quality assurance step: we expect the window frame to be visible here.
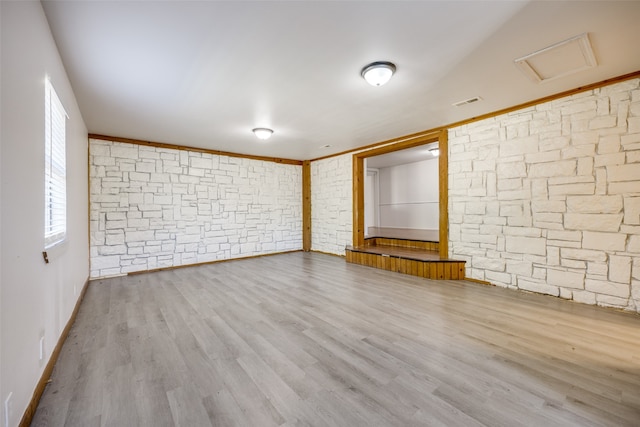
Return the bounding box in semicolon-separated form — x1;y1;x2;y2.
44;78;68;249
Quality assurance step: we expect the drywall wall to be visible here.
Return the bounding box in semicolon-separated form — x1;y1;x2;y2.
377;158;439;230
89;139;302;277
449;78;640;312
1;2;89;426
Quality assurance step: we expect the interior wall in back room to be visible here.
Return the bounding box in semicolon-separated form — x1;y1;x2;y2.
448;78;640;312
377;158;439;230
89;139;302;278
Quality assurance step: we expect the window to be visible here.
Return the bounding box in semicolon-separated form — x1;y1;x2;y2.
44;78;67;248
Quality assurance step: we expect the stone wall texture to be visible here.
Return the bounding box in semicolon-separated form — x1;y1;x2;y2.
89;139;302;278
448;78;640;312
311;153;353;255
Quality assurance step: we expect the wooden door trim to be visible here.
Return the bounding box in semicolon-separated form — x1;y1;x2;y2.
302;160;311;251
352;130;448;256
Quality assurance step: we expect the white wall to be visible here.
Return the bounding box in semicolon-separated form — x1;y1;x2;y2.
310;79;640;312
377;158;439;230
311;153;352;255
449;78;640;312
364;169;379;232
1;3;89;426
89;139;302;278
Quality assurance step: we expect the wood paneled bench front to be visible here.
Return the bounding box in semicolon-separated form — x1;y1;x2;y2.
345;239;466;280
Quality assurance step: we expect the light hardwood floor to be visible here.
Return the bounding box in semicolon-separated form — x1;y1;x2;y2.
32;252;640;426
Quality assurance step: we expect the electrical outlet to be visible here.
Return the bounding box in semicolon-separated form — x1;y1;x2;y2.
4;392;13;427
39;336;45;360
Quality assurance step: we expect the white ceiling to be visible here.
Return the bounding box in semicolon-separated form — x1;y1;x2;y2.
41;1;640;161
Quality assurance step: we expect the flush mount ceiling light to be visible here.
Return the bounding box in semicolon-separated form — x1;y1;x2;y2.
252;128;273;140
361;61;396;86
429;147;440;157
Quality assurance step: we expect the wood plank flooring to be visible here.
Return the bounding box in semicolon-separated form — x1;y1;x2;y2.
31;252;640;426
347;245;445;262
366;227;439;242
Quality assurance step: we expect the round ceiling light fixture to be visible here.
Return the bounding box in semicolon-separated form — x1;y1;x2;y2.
361;61;396;86
252;128;274;140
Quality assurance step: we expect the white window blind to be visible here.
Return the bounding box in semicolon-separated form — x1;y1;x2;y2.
44;78;67;248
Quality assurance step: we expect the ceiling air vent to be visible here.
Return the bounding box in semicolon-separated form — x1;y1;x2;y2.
452;96;482;107
514;33;597;84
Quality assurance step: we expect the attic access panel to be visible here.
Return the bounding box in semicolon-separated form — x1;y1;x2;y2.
515;33;597;83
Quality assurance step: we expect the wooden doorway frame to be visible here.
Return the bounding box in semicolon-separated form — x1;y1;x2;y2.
352;129;448;258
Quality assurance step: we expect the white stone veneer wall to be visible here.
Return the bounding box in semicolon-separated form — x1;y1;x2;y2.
90;139;302;278
449;78;640;312
311;153;353;255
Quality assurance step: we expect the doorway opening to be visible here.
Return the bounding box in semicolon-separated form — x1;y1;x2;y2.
352;130;448;258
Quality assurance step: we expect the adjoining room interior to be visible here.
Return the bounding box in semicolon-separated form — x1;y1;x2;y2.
2;1;640;426
364;141;440;242
350;132;447;252
346;133;461;280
